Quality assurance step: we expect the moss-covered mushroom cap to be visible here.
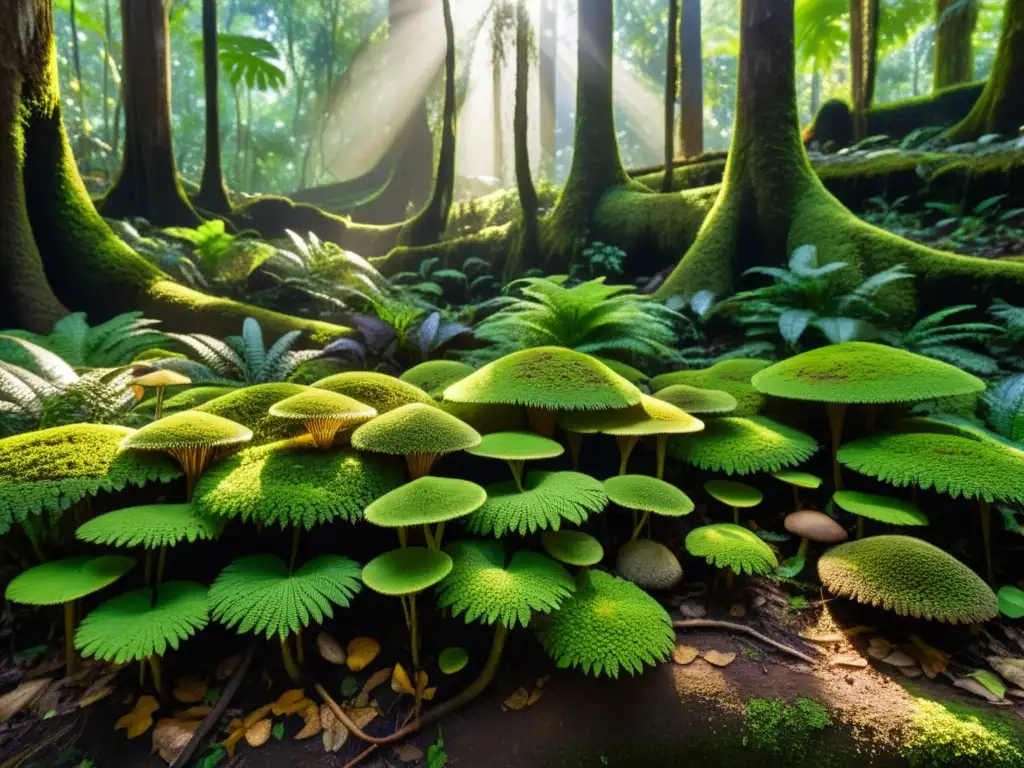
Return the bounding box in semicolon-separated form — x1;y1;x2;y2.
783;510;848;543
704;479;763;508
817;536;998;623
442;347;642;411
134;385;239;418
5;555;136;605
603;475;694;516
650;359;772;416
400;360;475;398
559;394;704;436
76;503;223;549
466;471;608;537
466;431;565;461
193;438;403;529
313;371;433;413
616;539;683;591
685;524;778;575
773;471;823;489
269;389;375;423
832;491;928;526
195;383;307;445
669;416;818;475
361;547;453;596
653;384;738;415
541;530;605;567
364;476;486;527
751;342;985;404
351;403;481;457
121;411;253;454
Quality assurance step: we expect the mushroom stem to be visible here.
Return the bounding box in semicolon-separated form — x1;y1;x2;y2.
507;460;525;491
399;594;411;628
856;516;865;540
409;593;421;673
980;500;995;585
527;407;557;438
296;628;305;665
434;521;446;550
655;435;668;480
148;655;164;697
289;527;302;573
280;635;301;684
797;537;809;560
825;403;847;492
630;511;651;542
64;601;78;676
725;568;735;592
423;524;437;550
792;487;800;513
307;419;341;450
615;435;639;476
156;545;168;586
153;387;166;420
406;453;437;480
171;446;214;500
732;506;739;525
144;550;153;586
398;527;408;548
139;659;147;688
564;431;583;470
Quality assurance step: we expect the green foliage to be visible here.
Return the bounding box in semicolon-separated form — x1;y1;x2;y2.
988;300;1024;371
5;555;135;606
602;475;694;516
703;479;764;508
615;539;683;591
983;375;1024;442
209;554;362;639
1;312;166;368
742;697;831;760
832;491;928;526
650;359;773;417
194;440;403;529
467;471;608;537
669;416;819;475
773;471;823;489
364;476;486;527
361;547;453;596
817;536;998;623
905;698;1024;768
436;540;574;628
132;386;239;420
400;361;475;399
437;647;469;674
652;384;738;415
572;242;626;282
75;581;209;663
537;570;674;678
76;504;223;549
313;371;434;413
997;586;1024;618
195;383;306;445
540;530;604;567
880;305;1003;377
213;34;287;91
466;431;564;461
685;524;778;575
121;411;253;452
351;403;481;456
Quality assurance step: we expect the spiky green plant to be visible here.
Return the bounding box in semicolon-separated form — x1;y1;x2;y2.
467;471;608;538
668;416;818;476
685;523;778;587
537;569;674;678
75;504;223;549
880;305;1003;376
1;312;166;368
983;374;1024;443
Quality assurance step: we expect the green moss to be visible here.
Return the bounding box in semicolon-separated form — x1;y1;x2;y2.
650;360;772;417
616;539;683;591
817;536;998;623
400;360;475;398
312;371;433;413
653;384;738;415
269;389;375;421
668;416;818;475
742;697;831;761
195;383;307;445
121;411;252;452
133;385;239;419
364;476;486;527
685;523;778;575
905;698;1024;767
467;431;565;461
831;491;928;526
351;402;481;456
287;358;354;385
541;530;605;567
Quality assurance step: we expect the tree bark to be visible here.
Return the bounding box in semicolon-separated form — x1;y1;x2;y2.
663;0;679;192
934;0;978;89
100;0;199;226
539;0;558;179
945;0;1024;141
194;0;232;215
513;0;540;268
849;0;880;141
679;0;704;157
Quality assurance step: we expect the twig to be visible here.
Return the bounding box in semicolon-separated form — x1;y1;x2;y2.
672;619;817;664
170;643;259;768
343;743;379;768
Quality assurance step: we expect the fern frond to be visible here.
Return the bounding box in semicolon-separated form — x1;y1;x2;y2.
241;318;266;383
76;504;223;549
466;471;608;538
0;335;78;386
261;330;303;383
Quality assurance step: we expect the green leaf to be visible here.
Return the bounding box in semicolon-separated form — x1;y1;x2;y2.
998;586;1024;619
777;554;806;578
967;669;1006;699
272;722;285;741
340;676;359;698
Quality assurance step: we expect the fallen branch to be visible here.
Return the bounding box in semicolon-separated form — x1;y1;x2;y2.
673;619;817;664
170;643;259;768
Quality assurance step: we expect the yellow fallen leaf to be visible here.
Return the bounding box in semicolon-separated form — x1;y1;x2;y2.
346;637;381;672
703;650;736;667
152;718;200;763
243;704;273;729
672;645;700;665
0;678;51;723
526;688;543;706
391;664;416;697
172;678;207;705
729;603;746;618
176;705;213;719
115;696;160;739
78;671;118;709
271;689;308;716
908;635;950;679
503;686;530;711
320;704;348;753
295;702;321;740
354;667;391;708
317;632;346;665
347;706;377;730
245;718;272;748
843;625;875;638
223;726;246;757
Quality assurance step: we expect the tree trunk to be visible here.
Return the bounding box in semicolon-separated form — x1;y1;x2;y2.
679;0;704;157
492;50;506;184
810;69;821;115
539;0;558;179
69;0;88;155
100;0;199;227
934;0;978;89
945;0;1024;141
101;0;111;168
655;0;1024;315
849;0;880;141
663;0;679;192
513;0;539;268
194;0;232;214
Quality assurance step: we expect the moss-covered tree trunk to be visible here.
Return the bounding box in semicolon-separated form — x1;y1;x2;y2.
100;0;199;227
539;0;558;180
679;0;704;158
513;0;540;268
0;0;345;342
194;0;232;215
663;0;680;192
655;0;1024;315
934;0;979;89
850;0;880;140
945;0;1024;141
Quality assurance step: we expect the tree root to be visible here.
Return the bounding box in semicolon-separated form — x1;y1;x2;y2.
673;619;817;664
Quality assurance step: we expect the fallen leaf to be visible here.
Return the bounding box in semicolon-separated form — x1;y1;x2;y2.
392;664;416;696
879;651;916;668
503;686;530;711
340;676;359;698
908;636;950;679
703;650;736;667
395;744;425;762
526;688;543;706
272;722;285;741
78;671;118;709
798;632;844;644
346;637;381;672
271;689;311;716
115;695;160;739
245;718;273;748
898;665;922;678
320;704;348;753
172;678;207;705
152;718;200;763
175;705;212;719
729;603;746;618
842;625;875;638
295;703;321;740
967;669;1006;700
1007;687;1024;699
954;676;1003;702
216;654;242;680
0;679;51;723
223;720;246;757
347;706;377;730
354;667;391;708
672;645;700;665
317;632;346;665
243;704;273;729
987;657;1024;688
830;654;868;669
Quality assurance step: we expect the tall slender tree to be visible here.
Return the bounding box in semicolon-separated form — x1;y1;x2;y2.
194;0;232;214
679;0;704;157
513;0;539;265
538;0;558;179
663;0;680;192
849;0;879;141
934;0;979;89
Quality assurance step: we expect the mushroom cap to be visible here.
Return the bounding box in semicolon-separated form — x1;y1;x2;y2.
817;535;998;623
704;479;763;508
364;476;486;527
135;385;239;418
193;438;404;529
832;491;928;526
361;547;453;596
541;529;605;567
653;384;738;415
772;471;823;489
751;342;985;404
616;539;683;590
120;411;253;453
603;475;694;516
783;510;848;543
559;394;704;436
650;359;772;416
466;471;608;537
465;431;565;462
837;429;1024;503
268;389;376;425
442;347;642;412
400;360;475;399
437;401;529;435
684;523;779;575
669;416;818;475
350;402;481;457
196;383;306;445
75;503;223;549
592;356;649;385
5;555;135;605
312;371;434;413
132;370;192;388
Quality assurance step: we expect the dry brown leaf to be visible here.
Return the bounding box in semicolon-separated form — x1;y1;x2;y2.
830;654;868;669
907;636;950;679
798;632;843;644
78;671;118;709
320;704;348;753
347;706;377;730
391;664;416;696
899;665;923;678
729;603;746;618
216;654;242;681
526;688;543;706
988;657;1024;688
295;703;321;740
243;704;273;729
116;696;160;739
703;650;736;667
672;645;700;665
394;744;425;762
172;678;207;705
503;687;531;711
535;674;551;689
354;667;391;708
175;705;212;719
0;679;51;723
152;718;200;763
954;677;1002;702
843;625;875;638
879;651;916;668
316;632;346;665
346;637;381;672
245;718;272;748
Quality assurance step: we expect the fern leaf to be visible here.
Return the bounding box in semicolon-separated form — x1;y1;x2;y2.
76;504;223;549
0;335;78;386
466;472;608;537
241;318;266;383
261;331;303;382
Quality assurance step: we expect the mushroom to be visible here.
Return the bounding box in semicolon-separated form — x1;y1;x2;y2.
751;342;985;490
704;478;763;524
541;529;605;568
268;389;376;449
669;416;817;478
650;359;773;417
773;471;823;512
603;474;694;542
196;383;307;445
466;431;564;490
119;411;253;498
653;384;738;415
400;360;475;399
351;402;481;479
312;371;434;413
132;370;192;419
783;509;848;576
832;490;928;540
466;470;607;538
364;475;486;551
616;539;683;591
685;523;779;590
